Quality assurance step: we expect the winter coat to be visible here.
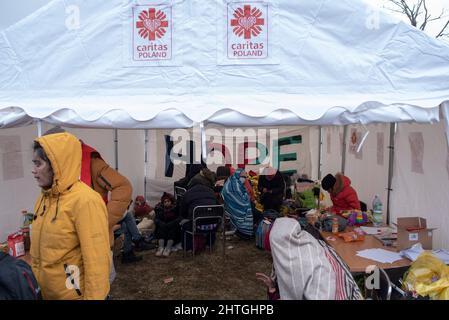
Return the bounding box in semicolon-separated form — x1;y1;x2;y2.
31;133;110;300
81;143;133;244
329;173;360;215
257;171;285;210
154;204;179;224
181;183;218;220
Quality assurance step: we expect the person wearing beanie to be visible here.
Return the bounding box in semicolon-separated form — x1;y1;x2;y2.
135;196;156;234
180;169;219;251
187;168;216;189
321;173;361;215
154;193;181;257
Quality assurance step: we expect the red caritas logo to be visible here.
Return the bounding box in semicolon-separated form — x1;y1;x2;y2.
136;8;168;41
231;5;264;39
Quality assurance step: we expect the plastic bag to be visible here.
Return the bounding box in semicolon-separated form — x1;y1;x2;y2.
404;251;449;300
341;210;368;226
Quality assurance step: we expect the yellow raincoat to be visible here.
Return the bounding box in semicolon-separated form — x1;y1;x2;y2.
30;133;111;300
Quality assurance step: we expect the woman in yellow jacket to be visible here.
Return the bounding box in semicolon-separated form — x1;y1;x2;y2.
30;132;111;300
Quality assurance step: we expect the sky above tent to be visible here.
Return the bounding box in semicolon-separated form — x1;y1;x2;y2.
1;0;448;36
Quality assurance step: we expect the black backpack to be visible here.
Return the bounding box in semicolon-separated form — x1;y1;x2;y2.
0;252;42;300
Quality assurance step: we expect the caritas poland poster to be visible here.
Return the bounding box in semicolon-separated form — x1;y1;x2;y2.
227;2;269;60
133;4;172;61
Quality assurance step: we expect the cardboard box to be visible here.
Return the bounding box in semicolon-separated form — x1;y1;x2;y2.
396;217;436;250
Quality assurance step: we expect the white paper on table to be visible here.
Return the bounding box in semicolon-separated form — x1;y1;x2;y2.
400;244;449;264
357;248;403;264
399;243;424;261
433;250;449;264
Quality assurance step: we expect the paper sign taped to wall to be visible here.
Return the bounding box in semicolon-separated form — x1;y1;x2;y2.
409;132;424;174
0;135;24;181
377;132;384;166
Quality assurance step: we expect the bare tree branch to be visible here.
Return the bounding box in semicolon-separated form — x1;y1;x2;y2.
436;19;449;38
419;0;429;30
384;0;449;39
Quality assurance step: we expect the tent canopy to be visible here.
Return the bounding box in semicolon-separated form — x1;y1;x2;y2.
0;0;448;128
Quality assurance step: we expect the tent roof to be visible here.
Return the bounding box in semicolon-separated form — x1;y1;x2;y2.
0;0;448;128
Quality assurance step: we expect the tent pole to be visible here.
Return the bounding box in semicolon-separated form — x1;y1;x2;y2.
318;126;322;180
37;120;42;137
144;129;148;199
341;125;348;174
200;122;206;163
386;123;396;226
114;129;118;170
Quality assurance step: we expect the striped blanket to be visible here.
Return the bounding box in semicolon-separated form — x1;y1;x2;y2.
318;240;364;300
221;169;254;238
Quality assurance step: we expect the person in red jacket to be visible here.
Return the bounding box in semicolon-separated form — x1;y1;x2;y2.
321;173;360;216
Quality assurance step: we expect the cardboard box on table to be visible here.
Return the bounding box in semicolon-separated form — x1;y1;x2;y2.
396;217;436;250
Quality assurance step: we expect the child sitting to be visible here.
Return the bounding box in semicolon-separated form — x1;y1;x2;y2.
154;193;181;257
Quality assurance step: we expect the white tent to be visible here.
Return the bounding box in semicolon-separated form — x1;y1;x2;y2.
1;0;449;247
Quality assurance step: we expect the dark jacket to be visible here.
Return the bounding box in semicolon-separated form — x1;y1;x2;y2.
181;184;218;220
258;171;286;210
258;171;285;196
154;203;179;224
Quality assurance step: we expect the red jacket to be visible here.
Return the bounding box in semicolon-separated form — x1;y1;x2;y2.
330;173;360;215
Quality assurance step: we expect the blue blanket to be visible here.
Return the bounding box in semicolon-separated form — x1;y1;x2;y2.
221;169;253;237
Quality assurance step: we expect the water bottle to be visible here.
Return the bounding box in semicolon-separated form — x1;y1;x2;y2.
372;195;383;227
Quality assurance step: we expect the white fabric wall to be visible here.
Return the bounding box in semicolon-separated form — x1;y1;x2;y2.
117;130;145;199
321;126;344;207
321;126;344;176
391;122;449;249
0;124;39;241
344;123;390;216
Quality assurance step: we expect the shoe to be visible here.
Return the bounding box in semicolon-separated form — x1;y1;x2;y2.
156;246;164;257
121;251;143;264
134;238;156;251
162;247;171;257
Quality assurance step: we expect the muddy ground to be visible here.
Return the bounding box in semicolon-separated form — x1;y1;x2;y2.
110;235;273;300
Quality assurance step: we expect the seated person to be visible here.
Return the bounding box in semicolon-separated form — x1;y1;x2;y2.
257;167;285;212
154;193;181;257
294;175;317;209
120;203;155;264
127;195;156;236
256;217;363;300
221;169;254;239
180;168;219;250
321;173;361;216
214;166;232;204
174;163;206;190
